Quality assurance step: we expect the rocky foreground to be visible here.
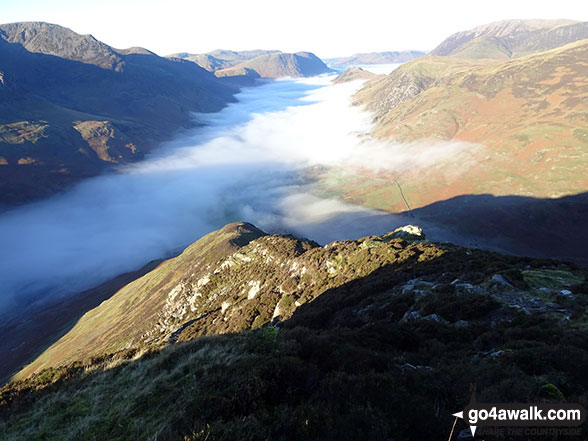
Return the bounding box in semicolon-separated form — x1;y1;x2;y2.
1;222;587;440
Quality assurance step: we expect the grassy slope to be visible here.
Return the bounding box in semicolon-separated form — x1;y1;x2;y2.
1;222;588;440
324;40;588;213
14;223;268;379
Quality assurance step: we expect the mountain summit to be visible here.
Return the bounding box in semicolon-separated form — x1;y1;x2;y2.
430;19;588;58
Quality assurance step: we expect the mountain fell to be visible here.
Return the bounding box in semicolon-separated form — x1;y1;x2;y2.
430;19;588;59
2;222;587;440
214;52;333;79
351;39;588;205
313;33;588;267
0;22;237;205
169;49;281;72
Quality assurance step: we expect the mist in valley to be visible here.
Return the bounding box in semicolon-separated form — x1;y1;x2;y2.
0;75;480;319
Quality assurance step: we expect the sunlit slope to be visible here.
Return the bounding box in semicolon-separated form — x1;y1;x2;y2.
345;40;588;211
429;19;588;59
16;218;588;383
15;222;268;379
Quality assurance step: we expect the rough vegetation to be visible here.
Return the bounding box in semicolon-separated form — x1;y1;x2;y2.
2;222;587;440
347;37;588;210
314;38;588;267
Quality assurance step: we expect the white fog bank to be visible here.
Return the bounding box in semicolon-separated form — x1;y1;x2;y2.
0;76;476;317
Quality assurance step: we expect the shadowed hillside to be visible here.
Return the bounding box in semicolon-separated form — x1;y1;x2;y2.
0;22;237;204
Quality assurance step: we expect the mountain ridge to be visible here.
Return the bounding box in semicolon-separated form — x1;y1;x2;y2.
0;22;237;205
168;49;281;71
2;221;587;440
332;67;378;83
430;19;588;59
13;220;588;380
214;51;333;79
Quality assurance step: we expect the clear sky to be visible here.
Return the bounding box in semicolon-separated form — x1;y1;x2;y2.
2;0;587;57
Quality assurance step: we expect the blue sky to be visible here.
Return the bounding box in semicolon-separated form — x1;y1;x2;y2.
2;0;587;57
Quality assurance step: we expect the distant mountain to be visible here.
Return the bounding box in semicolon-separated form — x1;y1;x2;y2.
332;67;378;83
327;50;425;67
336;40;588;222
3;221;588;440
430;19;588;58
0;22;237;204
168;49;281;72
215;51;333;79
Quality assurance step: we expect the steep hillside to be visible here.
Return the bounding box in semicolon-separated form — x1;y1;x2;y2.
0;22;237;204
430;19;588;59
332;67;378;84
2;222;588;440
353;56;494;118
331;40;588;215
327;50;425;67
215;52;333;79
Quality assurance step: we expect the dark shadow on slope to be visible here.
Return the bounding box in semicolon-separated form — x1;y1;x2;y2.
283;242;566;331
284;190;588;267
407;191;588;267
2;243;587;441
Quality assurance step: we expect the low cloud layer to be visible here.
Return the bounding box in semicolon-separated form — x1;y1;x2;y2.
0;75;477;318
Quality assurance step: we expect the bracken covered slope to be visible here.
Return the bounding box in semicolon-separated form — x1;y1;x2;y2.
335;40;588;212
1;222;588;440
